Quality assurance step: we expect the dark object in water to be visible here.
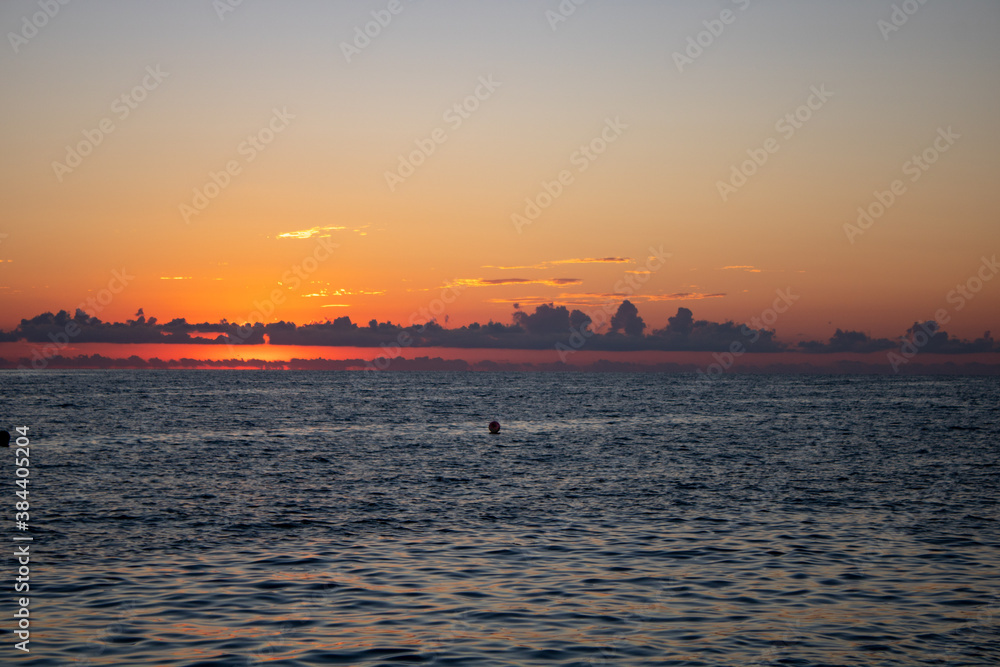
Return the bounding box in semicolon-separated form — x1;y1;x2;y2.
0;430;9;447
488;421;501;434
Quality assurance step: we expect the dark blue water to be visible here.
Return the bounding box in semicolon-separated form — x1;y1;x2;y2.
1;371;998;665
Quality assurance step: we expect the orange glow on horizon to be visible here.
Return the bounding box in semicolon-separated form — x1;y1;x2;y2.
0;2;997;350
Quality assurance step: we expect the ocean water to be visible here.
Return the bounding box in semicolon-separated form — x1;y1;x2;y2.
1;371;998;666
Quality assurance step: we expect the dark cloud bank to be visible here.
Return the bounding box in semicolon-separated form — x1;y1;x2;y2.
1;303;997;373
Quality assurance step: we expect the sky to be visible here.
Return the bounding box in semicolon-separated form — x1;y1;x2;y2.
2;0;999;356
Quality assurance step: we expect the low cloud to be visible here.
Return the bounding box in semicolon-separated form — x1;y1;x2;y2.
646;306;782;352
797;329;896;353
6;353;997;375
798;323;996;354
2;307;996;357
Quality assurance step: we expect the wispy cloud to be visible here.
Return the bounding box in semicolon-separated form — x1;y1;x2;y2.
644;292;726;301
303;288;385;298
720;265;805;274
455;277;583;288
277;225;346;240
482;257;633;270
487;291;725;305
550;257;633;264
487;295;594;306
160;276;193;280
481;263;549;270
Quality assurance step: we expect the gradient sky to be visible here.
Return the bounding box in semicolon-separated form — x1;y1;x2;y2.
2;0;999;344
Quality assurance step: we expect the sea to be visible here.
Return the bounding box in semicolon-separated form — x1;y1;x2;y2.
0;371;997;666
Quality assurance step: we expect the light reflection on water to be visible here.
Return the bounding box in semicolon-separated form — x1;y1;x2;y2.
1;371;998;665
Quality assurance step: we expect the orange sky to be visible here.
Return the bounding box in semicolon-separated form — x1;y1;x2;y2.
2;1;999;345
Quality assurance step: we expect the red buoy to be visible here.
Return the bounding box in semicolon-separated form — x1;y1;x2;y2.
488;421;501;434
